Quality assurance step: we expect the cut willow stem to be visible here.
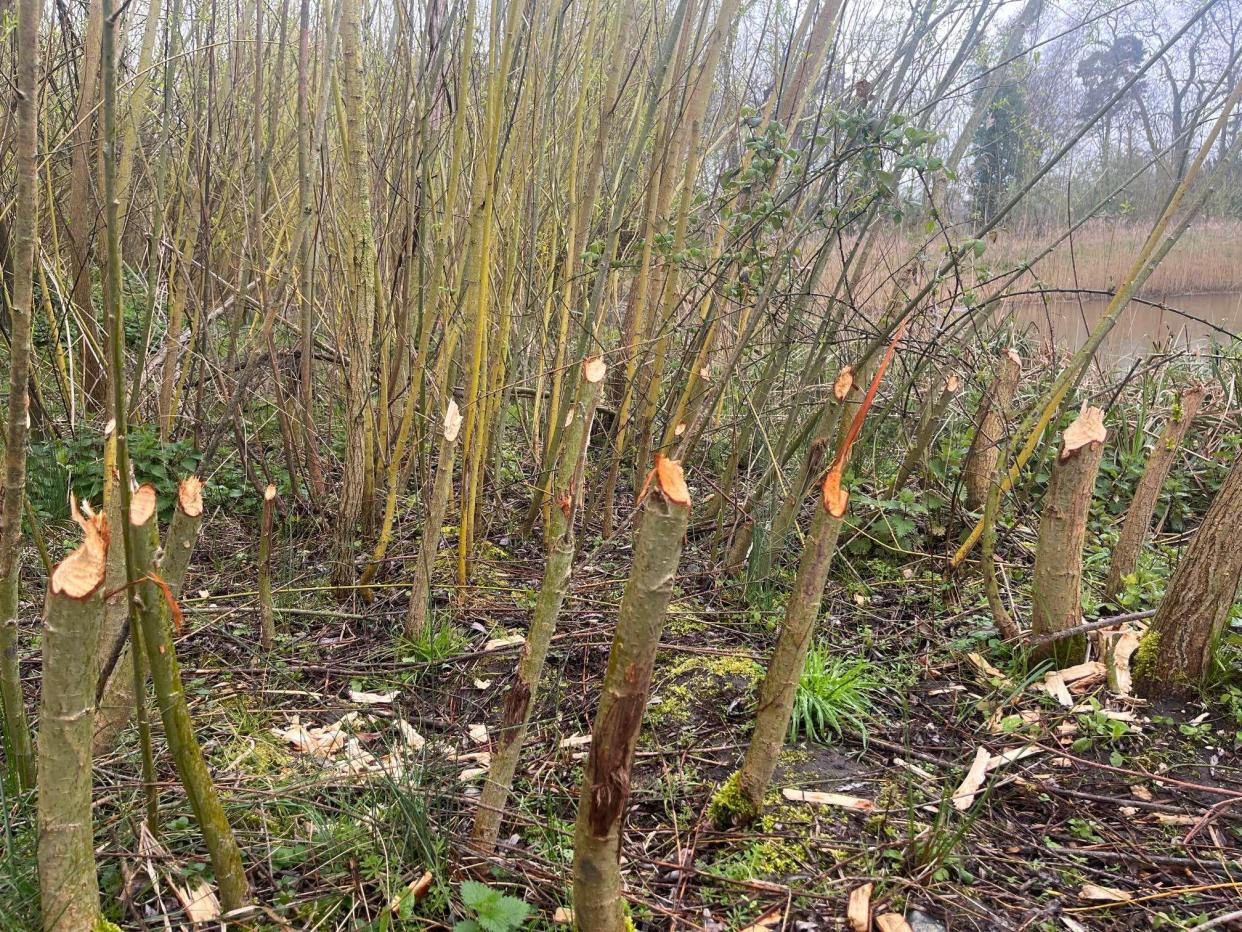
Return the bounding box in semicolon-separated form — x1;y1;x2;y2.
1135;456;1242;697
962;348;1022;511
724;503;846;824
572;459;690;931
953;73;1242;568
129;486;251;911
38;500;106;931
716;328;901;824
94;477;204;755
259;484;277;649
472;357;606;854
1104;385;1205;600
1029;407;1107;666
980;445;1018;642
0;0;42;792
405;400;462;640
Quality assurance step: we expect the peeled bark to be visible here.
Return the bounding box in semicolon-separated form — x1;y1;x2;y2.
129;486;251;912
0;0;41;791
1105;385;1205;600
37;502;106;931
963;349;1022;511
1135;456;1242;696
405;400;462;639
472;358;605;853
572;461;690;931
1029;407;1107;666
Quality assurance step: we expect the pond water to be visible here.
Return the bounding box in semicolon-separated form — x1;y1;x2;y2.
1007;292;1242;364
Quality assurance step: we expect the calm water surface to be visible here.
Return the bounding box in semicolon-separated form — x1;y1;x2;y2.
1009;292;1242;363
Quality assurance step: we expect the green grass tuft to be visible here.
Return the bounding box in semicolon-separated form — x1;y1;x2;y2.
790;648;879;745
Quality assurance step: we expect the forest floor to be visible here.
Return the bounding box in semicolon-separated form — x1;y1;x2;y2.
6;485;1242;932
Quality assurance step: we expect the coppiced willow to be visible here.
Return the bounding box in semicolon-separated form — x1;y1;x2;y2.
5;0;1242;924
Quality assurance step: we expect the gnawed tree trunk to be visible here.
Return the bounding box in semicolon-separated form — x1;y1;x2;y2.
37;501;106;931
963;348;1021;511
94;478;203;754
0;0;41;791
472;358;605;853
405;400;462;640
716;502;845;825
1135;455;1242;696
572;458;690;931
1105;385;1205;600
129;486;251;912
1029;407;1107;666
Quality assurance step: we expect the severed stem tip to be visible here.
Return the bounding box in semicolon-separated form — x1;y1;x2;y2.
130;484;158;526
51;498;109;599
179;475;205;517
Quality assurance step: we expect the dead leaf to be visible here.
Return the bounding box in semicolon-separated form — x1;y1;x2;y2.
349;689;398;705
875;914;913;932
560;734;592;749
848;882;873;932
1130;785;1153;802
468;723;489;744
1079;883;1131;902
482;635;525;652
459;767;487;781
553;906;574;925
739;905;784;931
654;454;691;506
782;787;874;811
966;652;1011;685
1060;406;1107;459
953;747;992;811
396;719;426;750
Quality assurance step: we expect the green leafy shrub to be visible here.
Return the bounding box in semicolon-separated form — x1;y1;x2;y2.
454;881;529;932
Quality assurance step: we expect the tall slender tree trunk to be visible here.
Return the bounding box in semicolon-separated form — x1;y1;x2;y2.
332;0;379;587
1029;407;1107;665
1135;456;1242;696
0;0;42;790
405;399;462;639
1105;385;1205;600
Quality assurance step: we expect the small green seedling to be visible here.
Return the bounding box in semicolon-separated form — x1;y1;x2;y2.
454;881;530;932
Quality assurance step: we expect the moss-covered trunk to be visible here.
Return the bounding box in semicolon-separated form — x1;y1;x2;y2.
129;486;251;911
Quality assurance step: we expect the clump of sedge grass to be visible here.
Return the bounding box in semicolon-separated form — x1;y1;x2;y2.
790;648;878;745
